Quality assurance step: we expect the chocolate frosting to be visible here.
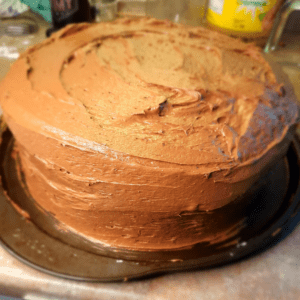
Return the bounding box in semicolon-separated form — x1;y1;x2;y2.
0;18;299;251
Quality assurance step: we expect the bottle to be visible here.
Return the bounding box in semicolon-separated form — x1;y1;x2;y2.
205;0;284;44
47;0;93;37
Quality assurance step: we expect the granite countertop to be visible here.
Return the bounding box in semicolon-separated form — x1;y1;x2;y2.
0;12;300;300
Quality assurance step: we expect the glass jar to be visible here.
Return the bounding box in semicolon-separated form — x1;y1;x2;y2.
205;0;285;43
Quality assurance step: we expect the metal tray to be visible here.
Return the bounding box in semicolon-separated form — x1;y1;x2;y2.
0;127;300;282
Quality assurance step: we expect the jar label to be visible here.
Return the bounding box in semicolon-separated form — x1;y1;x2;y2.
207;0;279;33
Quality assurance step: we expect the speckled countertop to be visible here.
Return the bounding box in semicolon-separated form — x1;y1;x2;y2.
0;12;300;300
0;227;299;300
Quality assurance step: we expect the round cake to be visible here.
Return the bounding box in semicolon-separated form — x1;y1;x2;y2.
0;18;299;255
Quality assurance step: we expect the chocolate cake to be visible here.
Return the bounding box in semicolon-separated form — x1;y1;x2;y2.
0;18;299;255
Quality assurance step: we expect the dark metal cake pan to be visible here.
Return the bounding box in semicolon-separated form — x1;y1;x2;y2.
0;126;300;282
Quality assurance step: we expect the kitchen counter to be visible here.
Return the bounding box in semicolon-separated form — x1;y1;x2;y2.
0;12;300;300
0;226;299;300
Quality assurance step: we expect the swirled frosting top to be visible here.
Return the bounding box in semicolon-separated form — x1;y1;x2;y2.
0;18;299;173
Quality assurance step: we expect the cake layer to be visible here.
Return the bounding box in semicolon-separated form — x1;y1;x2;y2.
1;19;297;167
10;120;290;250
0;18;299;251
